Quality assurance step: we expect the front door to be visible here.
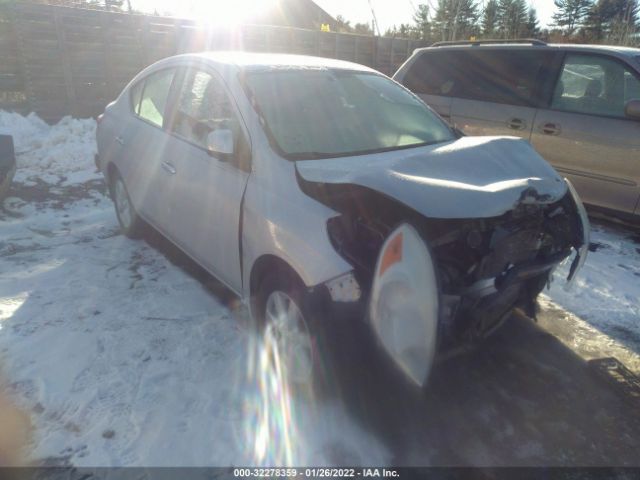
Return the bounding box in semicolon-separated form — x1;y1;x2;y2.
161;67;251;292
531;53;640;214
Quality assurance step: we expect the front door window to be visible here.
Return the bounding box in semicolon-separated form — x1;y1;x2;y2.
552;54;640;118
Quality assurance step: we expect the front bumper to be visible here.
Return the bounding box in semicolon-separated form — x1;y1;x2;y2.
564;178;590;288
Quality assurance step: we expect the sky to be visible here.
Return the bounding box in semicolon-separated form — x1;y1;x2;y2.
130;0;557;31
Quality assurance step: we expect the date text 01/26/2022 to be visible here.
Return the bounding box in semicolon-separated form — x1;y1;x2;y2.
233;468;400;478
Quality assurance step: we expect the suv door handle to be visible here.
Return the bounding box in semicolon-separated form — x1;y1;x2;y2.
161;161;176;175
507;118;526;130
540;123;561;135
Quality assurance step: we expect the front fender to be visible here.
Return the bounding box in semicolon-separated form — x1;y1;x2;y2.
241;171;353;298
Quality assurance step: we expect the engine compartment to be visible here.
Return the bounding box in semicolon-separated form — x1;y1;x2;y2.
299;174;583;349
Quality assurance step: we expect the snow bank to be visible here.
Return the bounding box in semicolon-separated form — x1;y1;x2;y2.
0;111;97;185
547;223;640;354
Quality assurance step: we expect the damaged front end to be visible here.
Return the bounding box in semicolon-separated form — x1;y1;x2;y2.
302;175;588;387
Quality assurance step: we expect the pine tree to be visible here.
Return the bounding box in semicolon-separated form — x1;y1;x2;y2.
497;0;529;38
413;4;432;41
524;7;541;36
585;0;639;43
482;0;500;36
433;0;479;41
552;0;593;35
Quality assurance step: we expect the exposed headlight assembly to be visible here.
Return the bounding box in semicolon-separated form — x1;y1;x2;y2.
368;223;439;388
564;178;590;290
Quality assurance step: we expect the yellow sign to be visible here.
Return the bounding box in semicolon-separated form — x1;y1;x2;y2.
321;23;331;32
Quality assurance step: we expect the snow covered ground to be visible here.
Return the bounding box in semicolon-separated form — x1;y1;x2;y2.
0;111;639;467
0;112;389;466
545;223;640;359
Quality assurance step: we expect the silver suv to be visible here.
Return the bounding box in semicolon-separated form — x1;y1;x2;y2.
394;40;640;219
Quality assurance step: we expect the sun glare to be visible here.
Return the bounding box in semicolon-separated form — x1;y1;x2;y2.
0;292;29;327
171;0;277;26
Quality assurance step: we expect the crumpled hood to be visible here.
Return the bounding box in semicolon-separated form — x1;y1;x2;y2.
296;136;568;219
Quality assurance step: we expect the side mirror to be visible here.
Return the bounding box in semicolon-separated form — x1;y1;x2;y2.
206;129;234;157
624;99;640;120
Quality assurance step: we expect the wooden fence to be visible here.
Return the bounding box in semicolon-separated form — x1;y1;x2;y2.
0;3;428;121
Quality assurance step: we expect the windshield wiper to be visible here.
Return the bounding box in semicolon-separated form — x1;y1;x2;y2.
288;141;452;161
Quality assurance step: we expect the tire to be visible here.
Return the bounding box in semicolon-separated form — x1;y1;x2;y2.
110;170;145;238
254;269;324;393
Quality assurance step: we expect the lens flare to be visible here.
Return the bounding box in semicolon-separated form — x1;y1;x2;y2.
242;327;303;465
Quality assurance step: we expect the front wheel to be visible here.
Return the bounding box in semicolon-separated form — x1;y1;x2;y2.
110;171;144;238
255;271;321;390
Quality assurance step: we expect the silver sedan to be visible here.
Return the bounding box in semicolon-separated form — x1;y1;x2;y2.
96;52;589;389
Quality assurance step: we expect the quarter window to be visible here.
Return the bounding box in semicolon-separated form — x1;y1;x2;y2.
130;81;143;115
135;69;176;127
552;54;640;118
170;69;240;150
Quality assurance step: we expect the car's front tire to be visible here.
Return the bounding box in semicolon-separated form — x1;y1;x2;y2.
254;270;321;391
110;171;144;238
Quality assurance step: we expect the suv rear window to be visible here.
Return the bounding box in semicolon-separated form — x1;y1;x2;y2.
402;49;554;106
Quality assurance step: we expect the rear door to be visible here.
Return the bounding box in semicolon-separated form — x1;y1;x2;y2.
119;68;178;225
161;66;251;292
449;49;558;138
531;53;640;214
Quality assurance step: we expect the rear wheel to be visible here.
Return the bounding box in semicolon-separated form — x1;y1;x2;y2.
110;171;144;238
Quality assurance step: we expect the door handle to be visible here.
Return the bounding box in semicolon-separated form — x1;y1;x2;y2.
115;136;124;145
540;123;561;135
507;118;526;130
161;161;176;175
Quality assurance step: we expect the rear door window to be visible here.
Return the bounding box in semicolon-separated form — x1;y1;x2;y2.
403;49;553;106
135;69;176;128
551;54;640;118
455;50;554;106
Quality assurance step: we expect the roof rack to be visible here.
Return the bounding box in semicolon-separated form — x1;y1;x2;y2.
430;39;547;47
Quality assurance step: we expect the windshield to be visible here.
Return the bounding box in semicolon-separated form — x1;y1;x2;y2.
243;69;455;160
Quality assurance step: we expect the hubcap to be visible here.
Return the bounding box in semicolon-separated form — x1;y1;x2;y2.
114;179;132;230
264;291;313;384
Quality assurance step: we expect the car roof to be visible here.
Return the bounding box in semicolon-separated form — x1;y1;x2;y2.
418;42;640;59
180;51;377;73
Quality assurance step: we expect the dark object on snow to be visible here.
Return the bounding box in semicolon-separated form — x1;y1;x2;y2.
589;357;640;408
0;134;16;201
